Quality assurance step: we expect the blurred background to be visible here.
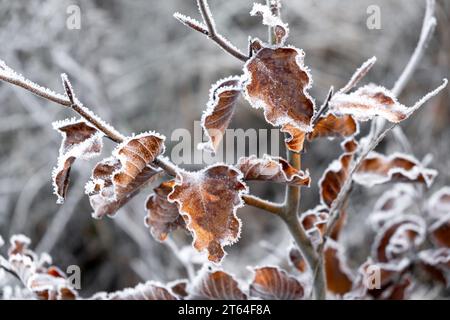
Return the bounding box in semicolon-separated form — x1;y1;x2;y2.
0;0;448;297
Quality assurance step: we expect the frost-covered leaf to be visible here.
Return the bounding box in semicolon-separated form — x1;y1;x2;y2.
92;281;177;300
187;266;247;300
250;3;289;45
372;215;426;263
281;123;306;152
429;213;450;248
236;154;310;186
427;187;450;218
168;279;189;298
339;57;377;94
324;239;354;296
289;246;307;273
319;139;357;207
6;235;77;300
418;248;450;286
243;46;315;138
199;76;242;153
308;114;358;141
353;152;437;188
145;180;185;242
86;132;165;218
168;164;248;263
249;267;304;300
330;79;448;122
369;184;417;229
52;118;103;204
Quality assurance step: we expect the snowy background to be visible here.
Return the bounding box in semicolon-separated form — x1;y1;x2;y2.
0;0;449;296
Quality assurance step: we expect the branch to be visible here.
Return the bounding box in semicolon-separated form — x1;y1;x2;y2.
174;0;249;62
311;86;334;125
242;194;283;215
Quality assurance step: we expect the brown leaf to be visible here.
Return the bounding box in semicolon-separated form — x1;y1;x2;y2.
418;248;450;286
199;76;242;153
7;235;77;300
249;267;304;300
324;240;354;296
168;164;248;263
243;46;315;136
372;215;426;263
86;132;165;218
330;80;448;123
92;281;177;300
308;114;358;141
236;154;310;186
169;279;189;299
429;214;450;248
427;187;450;218
250;3;289;45
52;118;103;203
319;139;357;208
145;180;185;242
289;246;307;273
188;267;247;300
353;152;437;188
281;124;306;152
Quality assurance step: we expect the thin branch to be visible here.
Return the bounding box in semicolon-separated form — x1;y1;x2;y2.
242;194;283;215
174;1;249;62
312;86;334;125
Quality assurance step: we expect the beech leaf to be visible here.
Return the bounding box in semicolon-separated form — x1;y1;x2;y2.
429;213;450;248
324;239;355;296
308;114;358;141
168;164;248;263
250;3;289;45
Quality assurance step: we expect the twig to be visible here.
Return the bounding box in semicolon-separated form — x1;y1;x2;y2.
174;0;249;62
311;86;334;125
242;194;283;215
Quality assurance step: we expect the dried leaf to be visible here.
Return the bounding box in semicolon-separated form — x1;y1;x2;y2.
427;187;450;218
249;267;304;300
418;248;450;286
330;79;448;123
236;154;310;186
429;213;450;248
308;114;358;141
198;76;242;153
145;180;185;242
92;281;177;300
353;152;437;188
168;164;248;263
168;279;189;298
52;118;103;203
243;46;315;136
372;215;426;263
281;123;306;152
289;246;307;273
324;239;354;295
188;267;247;300
86;132;165;218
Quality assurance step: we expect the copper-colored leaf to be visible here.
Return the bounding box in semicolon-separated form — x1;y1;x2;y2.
324;239;354;296
199;76;242;153
289;246;307;273
168;164;248;263
319;139;357;208
418;248;450;286
429;214;450;248
372;215;426;263
353;152;437;188
86;132;165;218
330;80;448;123
92;281;177;300
281;123;306;152
6;235;77;300
250;3;289;45
236;154;310;186
243;46;315;136
249;267;305;300
308;114;358;141
145;180;185;242
188;267;247;300
52;118;103;203
169;279;189;298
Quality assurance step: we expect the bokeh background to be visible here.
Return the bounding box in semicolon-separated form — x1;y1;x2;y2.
0;0;448;297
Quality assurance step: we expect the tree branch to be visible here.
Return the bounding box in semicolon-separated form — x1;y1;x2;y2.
242;194;283;215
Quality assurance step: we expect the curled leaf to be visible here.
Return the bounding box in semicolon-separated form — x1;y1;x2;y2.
86;132;165;218
199;76;242;153
92;281;177;300
243;46;315;137
418;248;450;286
429;213;450;248
168;164;248;263
281;123;306;152
330;79;448;123
427;187;450;218
289;246;307;273
249;266;305;300
372;215;426;263
188;267;247;300
52;118;103;203
250;3;289;45
308;114;358;141
236;154;310;186
324;239;354;296
145;180;185;242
